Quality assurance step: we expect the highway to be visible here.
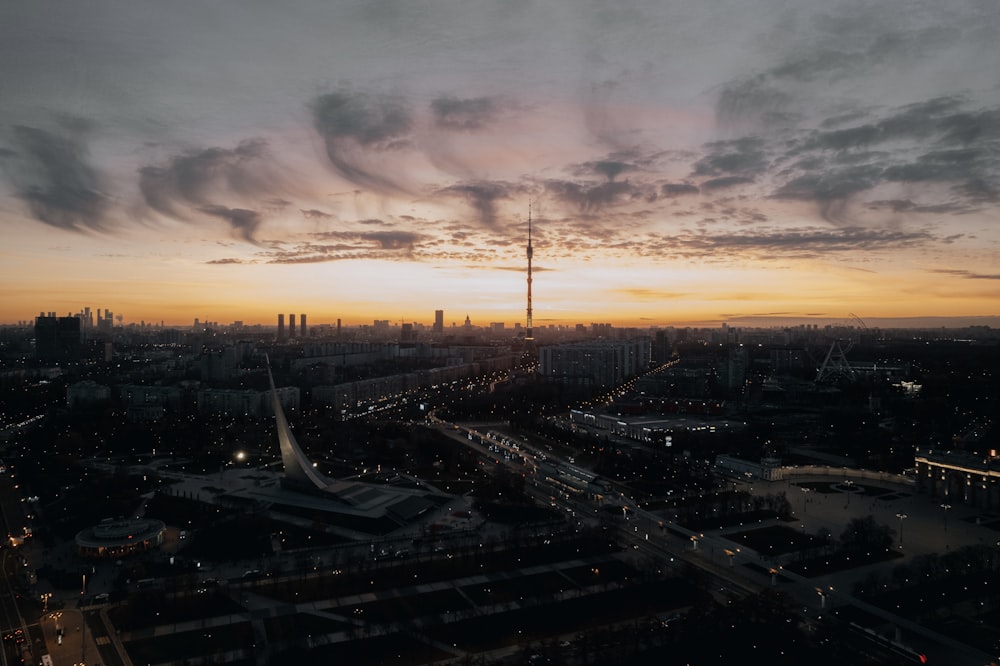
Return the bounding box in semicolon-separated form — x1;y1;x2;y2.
0;471;33;666
425;408;991;666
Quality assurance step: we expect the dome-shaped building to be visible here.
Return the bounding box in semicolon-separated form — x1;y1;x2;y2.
75;517;166;558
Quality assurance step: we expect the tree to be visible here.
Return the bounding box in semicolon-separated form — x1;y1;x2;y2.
839;515;893;554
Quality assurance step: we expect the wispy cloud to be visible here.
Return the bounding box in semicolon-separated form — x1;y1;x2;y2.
430;95;505;131
310;89;414;194
137;139;286;241
4;122;112;232
929;268;1000;280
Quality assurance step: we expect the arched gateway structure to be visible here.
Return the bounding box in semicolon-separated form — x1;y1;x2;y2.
914;447;1000;508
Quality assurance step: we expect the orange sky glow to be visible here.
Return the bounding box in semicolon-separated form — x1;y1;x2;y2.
2;2;998;329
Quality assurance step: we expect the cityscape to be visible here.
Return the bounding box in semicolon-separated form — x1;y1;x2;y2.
3;1;1000;665
2;291;1000;666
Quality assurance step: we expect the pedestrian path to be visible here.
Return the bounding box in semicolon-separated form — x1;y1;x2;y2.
114;553;620;665
713;475;998;665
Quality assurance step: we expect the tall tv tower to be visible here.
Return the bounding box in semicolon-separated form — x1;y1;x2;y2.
525;202;534;343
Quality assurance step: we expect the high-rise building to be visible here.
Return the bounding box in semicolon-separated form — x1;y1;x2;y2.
35;315;82;362
433;310;444;334
300;314;307;337
277;314;285;340
289;314;296;337
540;339;651;389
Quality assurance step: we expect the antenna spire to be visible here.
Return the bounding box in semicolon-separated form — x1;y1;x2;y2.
525;201;534;343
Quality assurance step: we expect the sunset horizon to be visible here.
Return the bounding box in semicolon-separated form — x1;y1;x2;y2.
3;2;998;332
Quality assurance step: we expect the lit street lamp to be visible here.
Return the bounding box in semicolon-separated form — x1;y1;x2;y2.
48;607;88;664
844;479;855;507
896;513;908;549
940;503;952;531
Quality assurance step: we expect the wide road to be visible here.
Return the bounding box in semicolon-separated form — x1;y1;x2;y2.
429;410;994;665
0;472;32;666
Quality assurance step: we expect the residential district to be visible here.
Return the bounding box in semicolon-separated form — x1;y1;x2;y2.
0;313;998;665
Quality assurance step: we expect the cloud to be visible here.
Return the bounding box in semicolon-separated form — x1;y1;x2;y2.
661;182;699;196
198;205;262;243
955;179;1000;203
573;159;639;182
714;75;796;130
544;179;649;212
206;257;250;265
300;208;334;220
613;288;688;300
867;199;972;215
701;175;754;190
137;139;281;241
293;228;424;260
360;230;420;250
693;138;767;177
438;181;512;226
430;95;503;131
800;96;967;151
5;124;111;232
765;95;1000;220
667;226;935;260
929;269;1000;280
310;89;414;193
772;166;882;201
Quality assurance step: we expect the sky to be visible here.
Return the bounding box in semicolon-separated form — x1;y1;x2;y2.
2;0;999;329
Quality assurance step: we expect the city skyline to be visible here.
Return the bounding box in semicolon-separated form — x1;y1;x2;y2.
2;2;999;328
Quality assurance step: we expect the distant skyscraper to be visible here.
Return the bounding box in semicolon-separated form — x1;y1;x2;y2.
300;314;307;337
434;310;444;334
277;314;285;340
289;313;296;337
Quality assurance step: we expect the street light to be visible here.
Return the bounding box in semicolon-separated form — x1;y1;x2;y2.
896;513;908;548
844;479;855;507
940;503;952;531
48;608;87;662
